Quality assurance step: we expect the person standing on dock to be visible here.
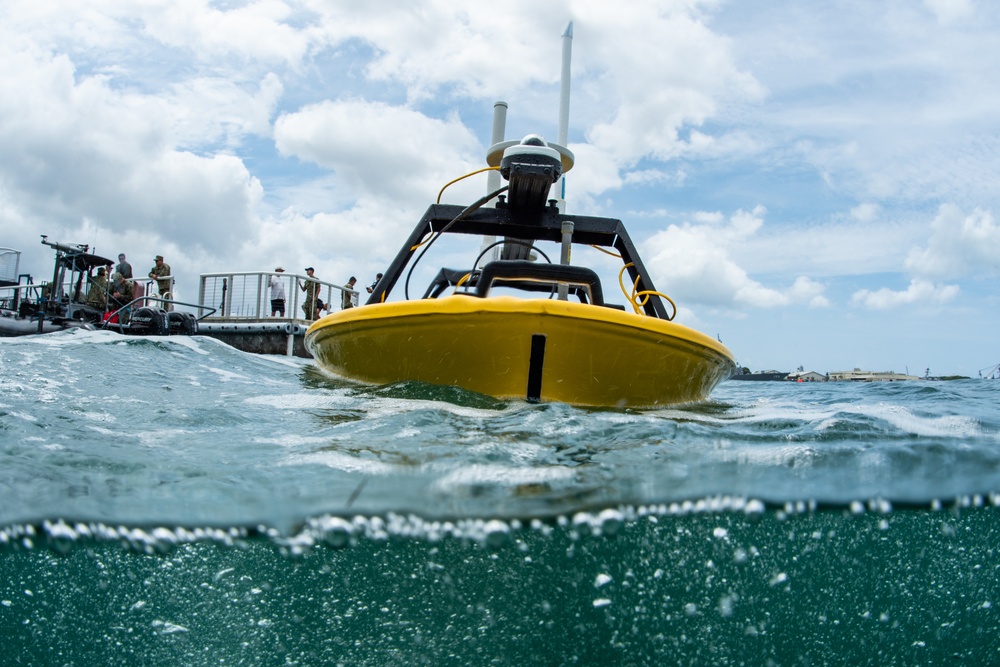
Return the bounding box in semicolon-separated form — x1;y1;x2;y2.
300;267;319;320
149;255;172;311
270;267;286;317
342;276;357;309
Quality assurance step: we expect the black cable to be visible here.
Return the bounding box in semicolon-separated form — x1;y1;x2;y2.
404;185;509;300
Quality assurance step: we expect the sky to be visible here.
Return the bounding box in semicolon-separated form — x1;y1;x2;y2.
2;0;999;377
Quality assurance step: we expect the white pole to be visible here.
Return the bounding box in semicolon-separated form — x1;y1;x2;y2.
479;101;508;266
487;101;507;198
554;21;573;209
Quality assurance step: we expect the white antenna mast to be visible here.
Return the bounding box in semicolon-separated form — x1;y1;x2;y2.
554;21;573;210
480;23;573;264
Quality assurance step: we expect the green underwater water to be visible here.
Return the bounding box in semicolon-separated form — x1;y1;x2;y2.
3;504;998;666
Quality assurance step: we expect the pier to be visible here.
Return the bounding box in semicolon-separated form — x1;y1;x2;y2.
196;271;357;358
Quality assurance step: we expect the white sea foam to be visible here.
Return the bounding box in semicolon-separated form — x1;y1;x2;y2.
430;463;576;492
160;335;211;355
855;403;982;438
284;450;401;475
244;391;359;410
205;366;252;382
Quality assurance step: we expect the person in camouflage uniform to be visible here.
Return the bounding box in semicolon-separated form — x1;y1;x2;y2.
148;255;172;311
110;271;134;309
299;267;319;320
86;267;109;310
341;276;357;309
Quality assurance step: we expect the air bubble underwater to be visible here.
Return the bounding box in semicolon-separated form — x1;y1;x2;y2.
3;495;1000;665
4;493;998;557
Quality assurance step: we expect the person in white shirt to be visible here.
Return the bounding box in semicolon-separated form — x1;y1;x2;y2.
270;267;287;317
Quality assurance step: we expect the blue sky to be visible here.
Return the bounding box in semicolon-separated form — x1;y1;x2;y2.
2;0;998;377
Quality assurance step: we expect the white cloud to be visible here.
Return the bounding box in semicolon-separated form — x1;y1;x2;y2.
299;0;572;101
923;0;975;25
834;204;995;313
140;0;314;67
731;214;919;280
294;0;764;173
850;278;959;310
850;203;880;223
644;206;829;309
7;0;321;70
274;100;483;204
905;204;1000;279
0;43;265;250
578;2;764;166
559;143;624;210
789;276;831;309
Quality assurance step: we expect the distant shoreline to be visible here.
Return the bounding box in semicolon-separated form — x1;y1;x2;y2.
730;369;973;382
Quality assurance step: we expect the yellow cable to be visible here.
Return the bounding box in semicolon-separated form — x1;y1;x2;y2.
589;245;622;258
637;290;677;320
451;272;473;294
617;263;676;320
629;276;649;313
437;167;500;204
618;264;639;313
410;231;434;252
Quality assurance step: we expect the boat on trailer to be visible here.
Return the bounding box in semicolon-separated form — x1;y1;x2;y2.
305;133;736;408
0;237;205;338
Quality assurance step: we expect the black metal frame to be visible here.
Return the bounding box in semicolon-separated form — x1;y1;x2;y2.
366;201;668;319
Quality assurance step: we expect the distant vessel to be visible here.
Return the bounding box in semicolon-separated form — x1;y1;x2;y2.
729;369;789;381
0;237;202;338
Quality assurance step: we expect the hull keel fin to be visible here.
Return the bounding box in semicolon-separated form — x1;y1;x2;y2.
527;334;546;402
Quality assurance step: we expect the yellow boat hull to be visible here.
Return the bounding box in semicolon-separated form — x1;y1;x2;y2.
305;297;735;408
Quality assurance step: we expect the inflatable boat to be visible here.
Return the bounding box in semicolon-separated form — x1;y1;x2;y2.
0;237;202;338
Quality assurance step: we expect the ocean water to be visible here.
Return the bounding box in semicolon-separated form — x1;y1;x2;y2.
2;330;998;665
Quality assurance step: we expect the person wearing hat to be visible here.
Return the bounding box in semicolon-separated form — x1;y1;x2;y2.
299;267;320;320
110;270;134;310
86;266;109;310
270;267;287;317
148;255;172;311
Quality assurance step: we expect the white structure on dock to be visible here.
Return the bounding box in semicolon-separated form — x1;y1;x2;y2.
828;368;921;382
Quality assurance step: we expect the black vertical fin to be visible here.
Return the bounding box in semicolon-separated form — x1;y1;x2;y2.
527;334;546;402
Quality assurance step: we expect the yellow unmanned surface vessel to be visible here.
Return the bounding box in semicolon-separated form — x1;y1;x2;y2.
306;132;735;408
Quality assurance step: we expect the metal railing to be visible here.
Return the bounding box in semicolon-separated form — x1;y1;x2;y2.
0;283;40;313
197;271;359;322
